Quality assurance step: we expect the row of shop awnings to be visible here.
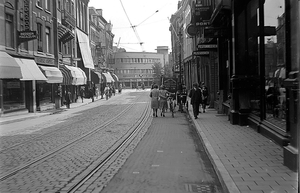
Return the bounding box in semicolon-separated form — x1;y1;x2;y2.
91;71;119;84
0;51;119;84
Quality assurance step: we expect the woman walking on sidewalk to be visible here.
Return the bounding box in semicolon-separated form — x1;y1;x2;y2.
159;85;168;117
188;82;202;119
150;84;159;117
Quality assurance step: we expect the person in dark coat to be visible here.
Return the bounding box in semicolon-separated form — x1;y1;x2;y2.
188;82;203;119
200;82;208;113
65;89;71;109
89;88;94;102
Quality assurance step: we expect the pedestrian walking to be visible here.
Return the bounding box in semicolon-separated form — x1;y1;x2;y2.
104;85;110;100
150;84;159;117
95;87;99;99
65;89;71;109
79;87;84;103
159;85;168;117
201;82;208;113
89;88;94;102
188;82;203;119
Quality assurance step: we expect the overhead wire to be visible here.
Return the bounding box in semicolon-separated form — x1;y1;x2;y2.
119;0;145;51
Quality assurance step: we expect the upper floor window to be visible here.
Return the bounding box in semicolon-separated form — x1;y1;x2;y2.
37;0;42;7
37;23;43;52
5;14;14;48
45;0;50;11
71;1;75;16
45;27;51;53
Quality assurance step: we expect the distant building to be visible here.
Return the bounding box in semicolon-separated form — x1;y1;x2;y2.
110;51;165;88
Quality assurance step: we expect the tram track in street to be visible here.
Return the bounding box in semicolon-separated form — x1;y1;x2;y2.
0;102;137;182
64;102;151;193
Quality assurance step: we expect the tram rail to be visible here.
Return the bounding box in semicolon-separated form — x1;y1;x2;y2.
0;102;136;182
65;102;151;193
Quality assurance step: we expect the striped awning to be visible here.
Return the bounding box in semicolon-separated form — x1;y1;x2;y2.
60;65;87;85
91;71;102;84
110;73;119;82
102;72;115;83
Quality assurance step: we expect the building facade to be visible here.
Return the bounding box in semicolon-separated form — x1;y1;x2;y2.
0;0;97;115
111;51;165;88
170;0;299;171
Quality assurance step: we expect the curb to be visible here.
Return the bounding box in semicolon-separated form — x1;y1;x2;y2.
187;107;240;193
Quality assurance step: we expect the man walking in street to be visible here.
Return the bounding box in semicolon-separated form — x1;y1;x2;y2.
188;82;202;119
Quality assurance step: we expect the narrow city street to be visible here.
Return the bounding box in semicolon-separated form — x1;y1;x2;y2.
0;89;224;193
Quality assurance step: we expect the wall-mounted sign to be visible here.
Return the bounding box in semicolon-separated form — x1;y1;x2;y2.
195;5;212;22
24;0;30;30
193;51;210;56
195;21;210;27
204;27;229;38
186;23;198;37
197;44;218;49
17;31;37;44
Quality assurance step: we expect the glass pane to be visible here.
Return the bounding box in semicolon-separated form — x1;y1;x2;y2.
264;0;286;130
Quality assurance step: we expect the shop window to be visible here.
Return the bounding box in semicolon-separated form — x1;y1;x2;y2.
5;13;14;48
2;80;25;111
263;0;286;130
38;83;53;106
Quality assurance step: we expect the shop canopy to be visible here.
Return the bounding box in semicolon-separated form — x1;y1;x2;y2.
0;51;22;79
15;58;47;81
91;71;102;84
60;65;87;85
39;66;63;83
110;73;119;82
76;29;94;69
102;72;115;83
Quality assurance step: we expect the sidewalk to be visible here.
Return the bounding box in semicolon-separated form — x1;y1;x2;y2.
187;107;298;193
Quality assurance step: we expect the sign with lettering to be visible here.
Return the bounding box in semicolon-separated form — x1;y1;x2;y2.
193;51;210;56
195;5;212;22
24;0;30;30
163;78;177;93
197;44;218;49
17;31;37;44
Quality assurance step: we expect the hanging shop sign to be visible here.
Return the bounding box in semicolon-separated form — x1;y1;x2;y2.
24;0;30;30
17;0;37;45
186;23;198;37
193;51;210;56
197;44;218;49
194;4;212;27
204;27;229;38
17;31;37;44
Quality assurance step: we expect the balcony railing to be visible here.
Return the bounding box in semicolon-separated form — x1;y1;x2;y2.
62;10;75;26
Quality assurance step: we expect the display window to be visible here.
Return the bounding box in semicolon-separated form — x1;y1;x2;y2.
2;79;25;111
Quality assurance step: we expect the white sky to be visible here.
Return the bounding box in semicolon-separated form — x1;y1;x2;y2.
88;0;178;53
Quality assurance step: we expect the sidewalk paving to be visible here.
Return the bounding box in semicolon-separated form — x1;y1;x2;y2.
187;107;298;193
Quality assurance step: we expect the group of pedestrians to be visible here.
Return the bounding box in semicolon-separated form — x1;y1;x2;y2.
189;82;208;119
150;84;170;117
150;82;208;118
